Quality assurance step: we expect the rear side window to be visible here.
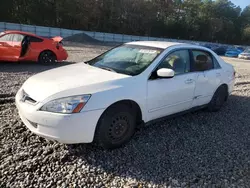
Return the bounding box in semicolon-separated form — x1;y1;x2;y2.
29;36;43;42
191;50;214;71
213;57;221;69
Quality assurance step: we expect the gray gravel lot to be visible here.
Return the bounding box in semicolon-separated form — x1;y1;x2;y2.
1;44;250;188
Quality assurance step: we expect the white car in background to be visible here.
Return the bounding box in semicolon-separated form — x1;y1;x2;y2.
15;41;236;149
238;48;250;60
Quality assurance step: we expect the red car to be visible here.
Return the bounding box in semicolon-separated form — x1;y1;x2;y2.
0;30;68;64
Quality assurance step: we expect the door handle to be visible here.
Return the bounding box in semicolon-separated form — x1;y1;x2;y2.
185;79;194;84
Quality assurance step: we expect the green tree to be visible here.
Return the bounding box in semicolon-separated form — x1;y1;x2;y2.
0;0;249;45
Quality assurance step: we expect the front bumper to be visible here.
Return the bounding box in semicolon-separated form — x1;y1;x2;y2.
15;92;104;144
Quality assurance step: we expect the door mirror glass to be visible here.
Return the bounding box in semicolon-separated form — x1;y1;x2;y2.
157;68;174;78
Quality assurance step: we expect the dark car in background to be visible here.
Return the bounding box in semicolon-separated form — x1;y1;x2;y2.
202;44;228;56
212;46;228;56
225;47;244;58
201;44;247;57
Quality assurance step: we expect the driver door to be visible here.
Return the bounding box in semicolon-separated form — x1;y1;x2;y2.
146;49;196;121
11;34;24;60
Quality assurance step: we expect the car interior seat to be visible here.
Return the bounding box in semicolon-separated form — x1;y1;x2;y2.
195;54;209;71
172;57;185;74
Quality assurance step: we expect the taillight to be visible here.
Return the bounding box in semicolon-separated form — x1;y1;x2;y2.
56;41;63;49
56;43;60;49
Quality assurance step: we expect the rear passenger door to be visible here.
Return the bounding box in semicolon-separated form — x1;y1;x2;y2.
190;49;222;107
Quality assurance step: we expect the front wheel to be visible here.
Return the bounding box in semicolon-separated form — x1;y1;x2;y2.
38;51;57;65
94;103;136;149
207;85;228;112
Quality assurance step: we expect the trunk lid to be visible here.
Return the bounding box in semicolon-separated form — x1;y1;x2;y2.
51;36;63;42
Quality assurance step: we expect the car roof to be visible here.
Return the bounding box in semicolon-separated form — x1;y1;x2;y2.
3;30;41;38
126;41;201;50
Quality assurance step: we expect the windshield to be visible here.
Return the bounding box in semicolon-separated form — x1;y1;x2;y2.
87;44;163;76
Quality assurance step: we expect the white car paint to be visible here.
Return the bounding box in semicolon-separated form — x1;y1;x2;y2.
16;41;235;144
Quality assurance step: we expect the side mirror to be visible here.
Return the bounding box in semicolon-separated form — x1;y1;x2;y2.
157;68;175;78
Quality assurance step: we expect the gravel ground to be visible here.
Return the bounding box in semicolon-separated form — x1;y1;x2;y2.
1;44;250;188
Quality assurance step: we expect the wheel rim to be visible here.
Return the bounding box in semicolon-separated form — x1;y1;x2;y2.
41;52;55;64
108;114;130;143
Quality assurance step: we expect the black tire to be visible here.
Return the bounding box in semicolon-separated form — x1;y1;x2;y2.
38;50;57;65
94;103;136;149
207;85;228;112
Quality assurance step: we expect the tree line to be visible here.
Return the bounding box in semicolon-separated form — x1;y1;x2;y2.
0;0;250;45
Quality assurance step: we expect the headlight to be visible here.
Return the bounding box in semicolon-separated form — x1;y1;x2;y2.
40;95;91;114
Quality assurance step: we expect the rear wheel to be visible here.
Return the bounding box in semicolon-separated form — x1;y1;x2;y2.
38;51;57;65
207;85;228;112
94;103;136;149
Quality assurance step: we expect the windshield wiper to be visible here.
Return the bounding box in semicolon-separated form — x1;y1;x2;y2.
99;66;117;73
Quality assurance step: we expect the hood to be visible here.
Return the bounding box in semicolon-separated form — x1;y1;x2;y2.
22;63;130;102
51;36;63;42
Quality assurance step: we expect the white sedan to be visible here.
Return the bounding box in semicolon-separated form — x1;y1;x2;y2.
16;41;235;149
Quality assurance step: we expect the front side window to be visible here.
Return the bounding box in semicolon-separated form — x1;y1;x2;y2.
191;50;214;71
87;45;163;76
157;50;191;75
13;34;24;42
